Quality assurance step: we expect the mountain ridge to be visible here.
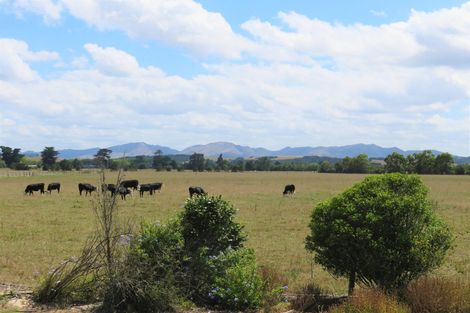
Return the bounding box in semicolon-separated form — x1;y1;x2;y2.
22;142;468;159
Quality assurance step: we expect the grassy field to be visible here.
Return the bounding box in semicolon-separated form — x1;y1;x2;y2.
0;170;469;294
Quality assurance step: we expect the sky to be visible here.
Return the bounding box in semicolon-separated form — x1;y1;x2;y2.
0;0;469;155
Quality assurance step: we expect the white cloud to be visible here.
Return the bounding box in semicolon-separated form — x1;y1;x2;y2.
4;0;62;21
60;0;251;59
370;10;387;17
0;38;58;81
1;3;470;155
84;44;139;76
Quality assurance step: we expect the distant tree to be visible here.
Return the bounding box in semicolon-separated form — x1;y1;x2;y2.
59;159;73;171
384;152;407;173
306;174;452;294
434;153;453;174
0;146;24;168
414;150;435;174
319;160;334;173
455;164;465;175
245;160;256;171
189;153;205;172
231;158;245;172
255;157;271;171
94;148;112;169
216;154;226;171
132;155;148;169
41;147;59;170
72;158;81;171
406;154;417;173
152;150;171;171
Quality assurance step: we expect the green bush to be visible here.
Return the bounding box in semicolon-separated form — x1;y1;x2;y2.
330;289;410;313
210;248;263;310
306;173;453;293
104;220;186;312
180;195;248;303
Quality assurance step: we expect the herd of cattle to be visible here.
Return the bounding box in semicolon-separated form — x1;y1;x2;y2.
24;180;296;198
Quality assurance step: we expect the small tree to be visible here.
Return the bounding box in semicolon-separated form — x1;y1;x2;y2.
0;146;24;168
94;148;112;169
384;152;407;173
41;147;59;170
189;153;205;172
434;152;453;174
306;173;452;294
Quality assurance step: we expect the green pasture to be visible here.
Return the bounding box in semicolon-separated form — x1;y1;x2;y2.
0;170;469;294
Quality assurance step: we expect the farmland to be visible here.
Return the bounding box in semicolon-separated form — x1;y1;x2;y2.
0;170;469;294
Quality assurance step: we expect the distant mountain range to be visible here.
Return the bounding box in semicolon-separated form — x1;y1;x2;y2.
22;142;470;162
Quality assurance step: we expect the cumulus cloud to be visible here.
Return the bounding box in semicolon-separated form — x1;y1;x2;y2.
0;38;58;81
84;44;140;76
3;0;62;21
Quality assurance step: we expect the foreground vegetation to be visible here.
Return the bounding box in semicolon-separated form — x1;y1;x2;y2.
1;171;469;297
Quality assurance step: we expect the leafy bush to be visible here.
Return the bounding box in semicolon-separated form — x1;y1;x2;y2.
329;289;410;313
403;276;470;313
179;195;247;303
209;248;263;310
306;173;453;293
104;220;185;312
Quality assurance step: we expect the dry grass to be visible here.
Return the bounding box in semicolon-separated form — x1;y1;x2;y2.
403;276;470;313
329;288;410;313
0;171;469;295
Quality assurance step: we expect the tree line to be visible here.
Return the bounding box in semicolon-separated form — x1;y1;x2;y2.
1;145;469;174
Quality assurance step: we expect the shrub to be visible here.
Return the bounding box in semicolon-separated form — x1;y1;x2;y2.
403;276;470;313
180;195;247;303
104;220;185;312
330;289;410;313
259;266;289;312
210;248;263;310
306;173;453;293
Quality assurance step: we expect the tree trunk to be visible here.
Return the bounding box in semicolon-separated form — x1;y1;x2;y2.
348;270;356;296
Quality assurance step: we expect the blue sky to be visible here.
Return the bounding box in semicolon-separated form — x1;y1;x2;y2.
0;0;469;155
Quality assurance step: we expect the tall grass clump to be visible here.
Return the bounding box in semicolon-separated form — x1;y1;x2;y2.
329;289;410;313
403;276;470;313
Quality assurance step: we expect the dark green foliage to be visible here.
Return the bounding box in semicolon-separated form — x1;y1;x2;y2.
59;159;73;171
41;146;59;170
0;146;24;168
105;221;184;313
340;154;370;173
306;173;453;292
94;148;112;169
210;248;263;310
385;152;407;173
434;152;453;174
180;195;247;303
180;195;246;257
188;153;205;171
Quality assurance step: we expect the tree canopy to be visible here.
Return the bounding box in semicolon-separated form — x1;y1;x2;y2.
306;173;452;294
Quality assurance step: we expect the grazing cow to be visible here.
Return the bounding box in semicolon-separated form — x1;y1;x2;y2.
121;179;139;190
149;182;163;194
47;182;61;194
25;183;45;195
138;184;152;197
102;183;117;196
78;183;96;196
189;186;206;198
117;186;131;200
283;184;296;195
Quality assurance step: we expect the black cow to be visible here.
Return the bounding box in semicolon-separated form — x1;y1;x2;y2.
139;184;152;197
25;183;45;195
78;183;96;196
117;186;131;200
47;182;61;194
149;182;163;194
102;183;117;196
121;179;139;190
283;184;296;195
189;186;206;198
